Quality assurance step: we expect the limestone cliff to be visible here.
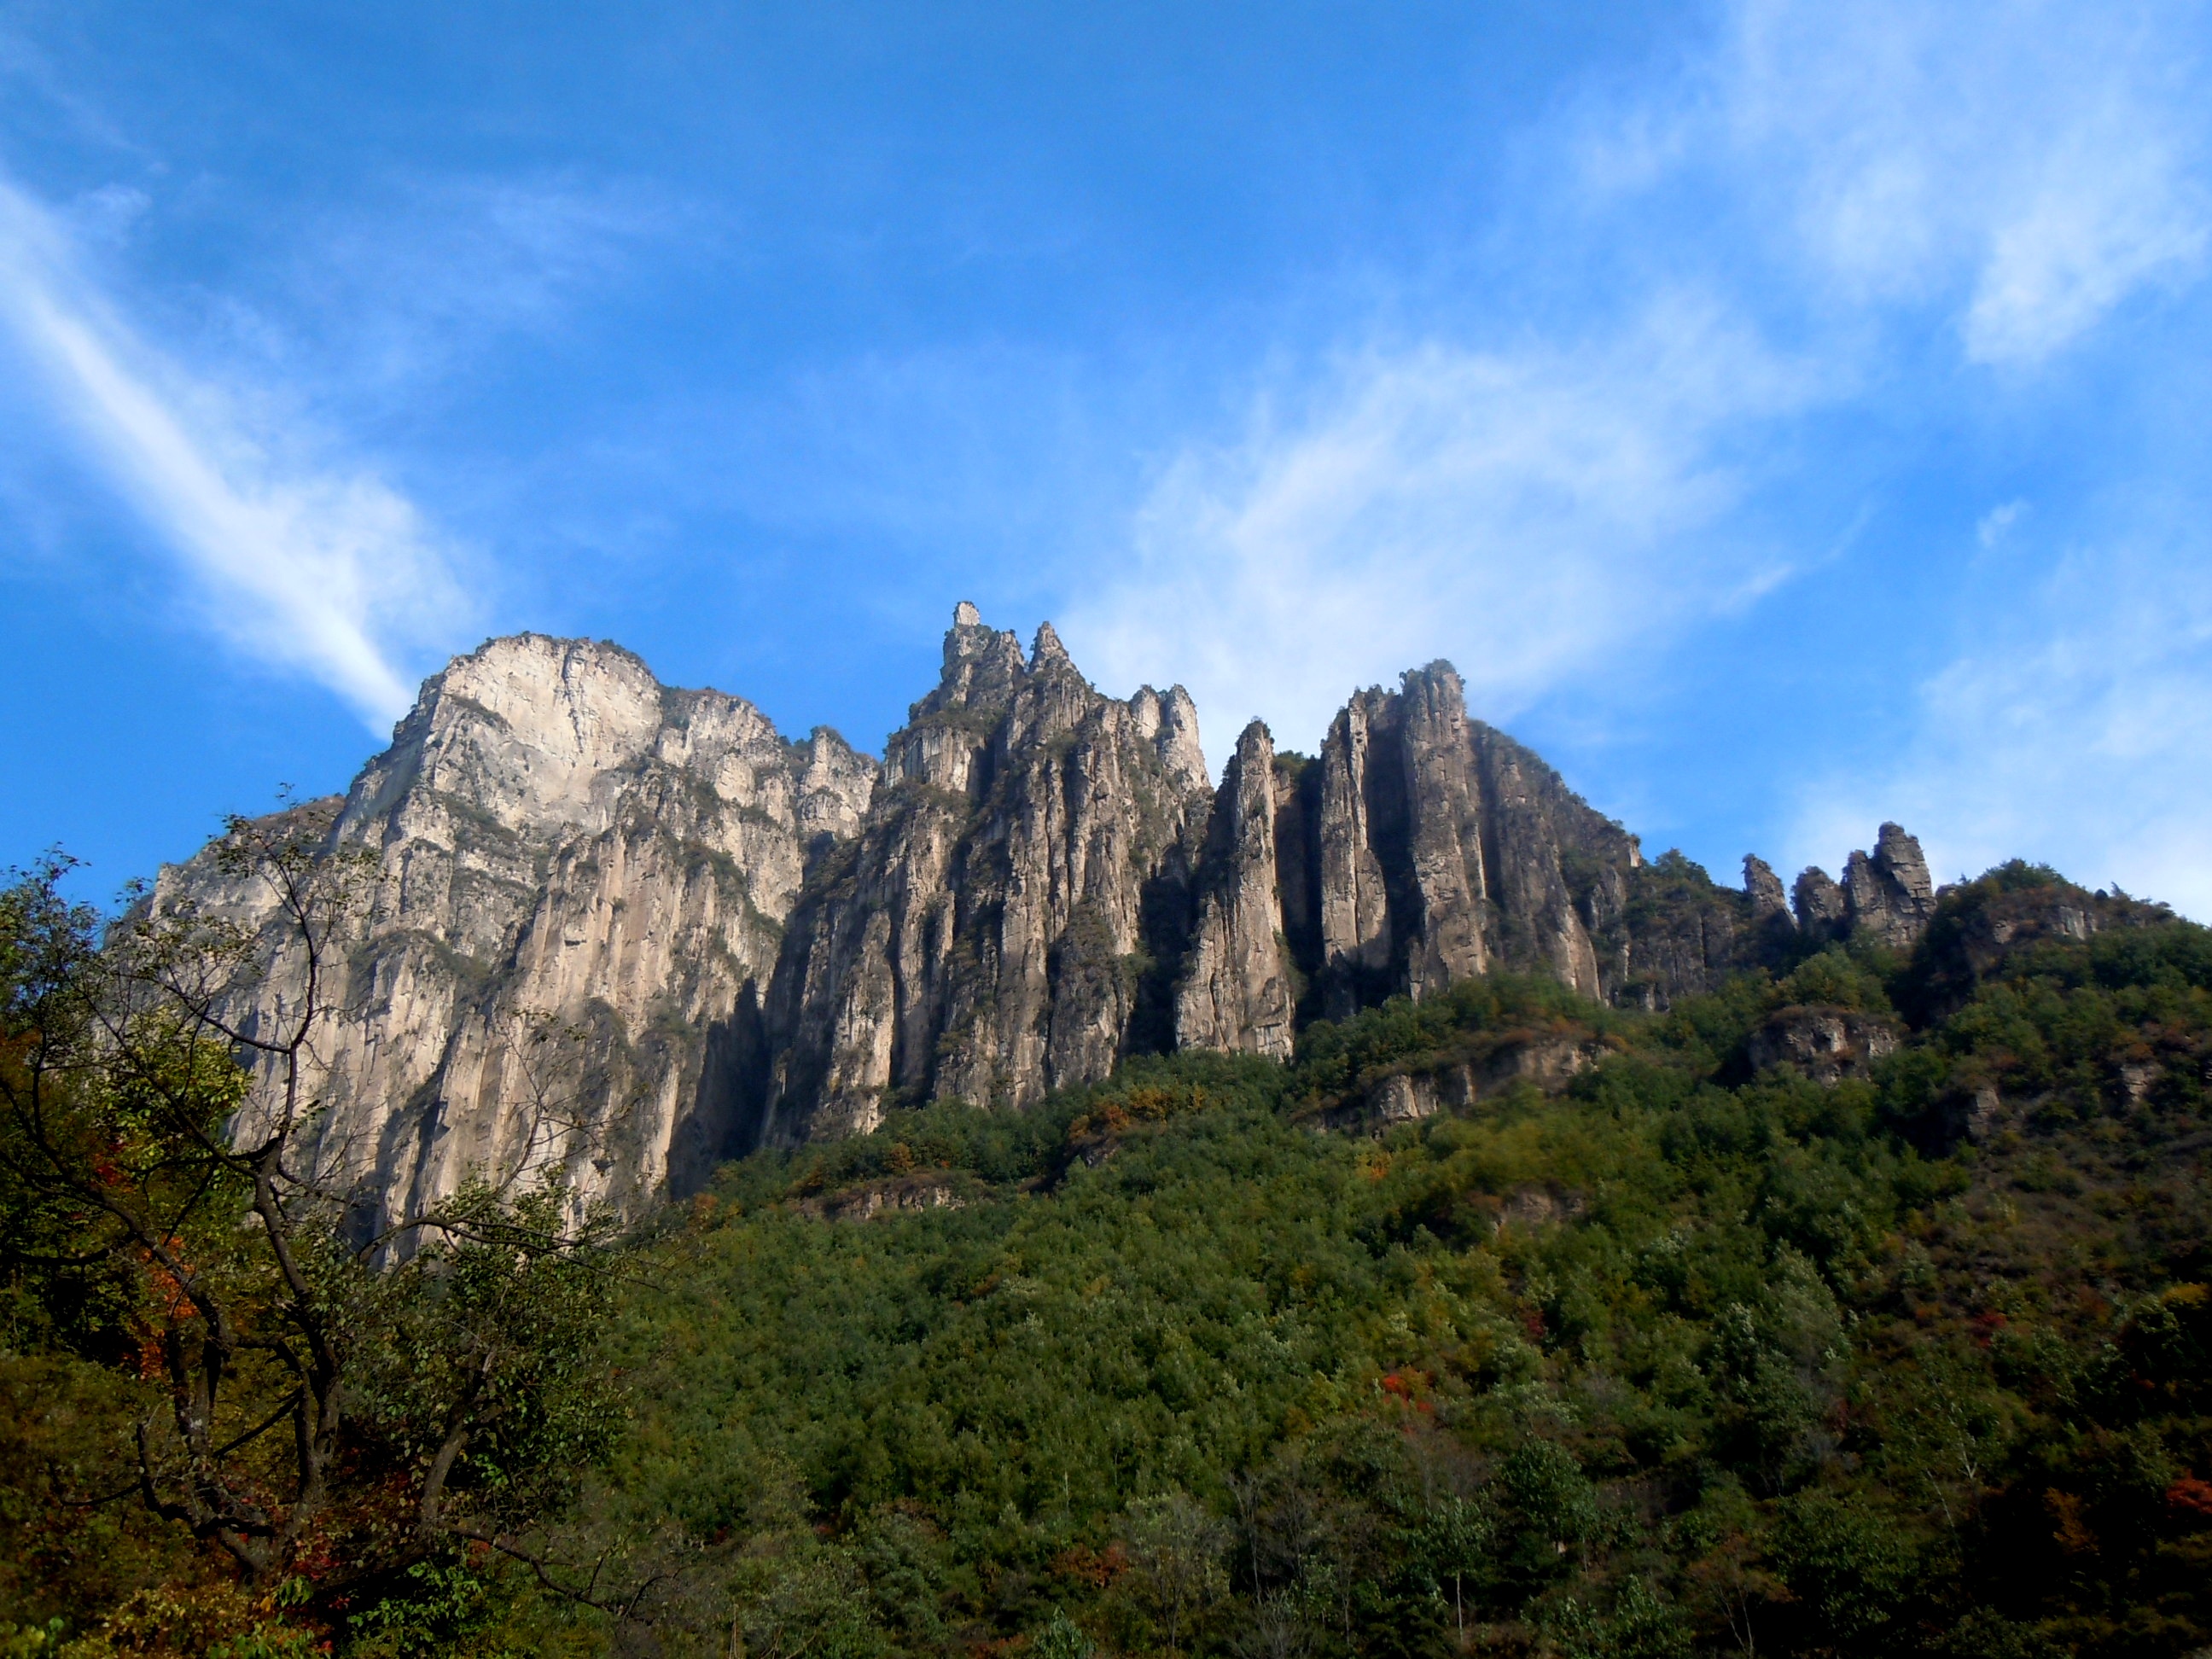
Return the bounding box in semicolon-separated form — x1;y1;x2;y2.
157;635;874;1231
757;608;1214;1140
1190;662;1706;1022
1174;721;1295;1060
1272;664;1638;1014
158;608;1948;1224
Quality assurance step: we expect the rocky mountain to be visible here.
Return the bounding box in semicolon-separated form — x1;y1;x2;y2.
755;606;1214;1145
157;634;876;1230
159;606;1943;1231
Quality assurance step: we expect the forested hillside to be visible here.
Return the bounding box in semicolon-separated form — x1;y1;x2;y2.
7;860;2210;1656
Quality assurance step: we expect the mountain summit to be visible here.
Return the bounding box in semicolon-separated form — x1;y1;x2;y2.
159;606;1947;1231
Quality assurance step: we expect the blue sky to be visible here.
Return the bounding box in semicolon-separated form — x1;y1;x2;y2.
3;0;2210;914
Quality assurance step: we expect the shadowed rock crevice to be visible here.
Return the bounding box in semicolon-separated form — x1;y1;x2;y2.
667;978;772;1192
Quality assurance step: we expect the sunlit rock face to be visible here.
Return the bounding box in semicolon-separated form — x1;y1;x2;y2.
1246;661;1765;1018
160;608;1942;1224
1293;662;1635;1014
759;614;1216;1141
1788;823;1938;949
158;634;875;1233
1175;720;1296;1062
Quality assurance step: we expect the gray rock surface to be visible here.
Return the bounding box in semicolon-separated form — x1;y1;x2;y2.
1793;865;1848;936
1794;824;1936;949
1745;1006;1901;1084
1844;823;1938;947
1175;721;1296;1059
158;608;1955;1225
1743;855;1792;922
157;635;874;1232
757;610;1214;1140
1278;662;1644;1017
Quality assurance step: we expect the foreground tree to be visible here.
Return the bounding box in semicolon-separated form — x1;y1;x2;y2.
0;809;629;1650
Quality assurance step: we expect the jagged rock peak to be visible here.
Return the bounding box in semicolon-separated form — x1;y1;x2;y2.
1743;855;1792;922
163;632;882;1237
891;604;1211;800
792;725;879;845
762;602;1220;1138
928;601;1028;713
1792;866;1842;931
345;633;676;841
1031;619;1073;668
1875;823;1935;904
1289;659;1642;1012
1846;823;1937;948
168;608;1977;1225
1130;683;1209;795
1790;823;1937;948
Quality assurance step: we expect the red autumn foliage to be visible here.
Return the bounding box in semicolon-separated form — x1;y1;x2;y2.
1051;1542;1129;1588
2166;1476;2212;1519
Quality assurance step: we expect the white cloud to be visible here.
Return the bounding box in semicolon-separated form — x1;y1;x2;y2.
1062;301;1811;759
1711;0;2212;364
1976;499;2028;549
0;175;472;730
1065;0;2212;775
260;175;684;399
1788;533;2212;917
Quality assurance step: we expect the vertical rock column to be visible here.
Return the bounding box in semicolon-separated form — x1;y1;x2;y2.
1289;662;1621;1015
1396;664;1492;1001
1313;690;1399;1016
1176;720;1295;1058
764;605;1214;1138
1466;720;1605;997
1845;823;1937;947
1743;855;1792;922
1793;824;1936;951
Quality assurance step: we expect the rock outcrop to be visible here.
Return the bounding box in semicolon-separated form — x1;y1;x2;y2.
1745;1007;1901;1084
1790;824;1936;946
1743;855;1791;922
755;611;1214;1141
1249;663;1648;1018
156;606;1952;1226
1174;721;1296;1060
158;635;875;1231
1349;1035;1603;1132
1842;824;1938;947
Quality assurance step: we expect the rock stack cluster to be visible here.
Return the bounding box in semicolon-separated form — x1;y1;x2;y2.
159;607;1942;1228
1772;823;1938;950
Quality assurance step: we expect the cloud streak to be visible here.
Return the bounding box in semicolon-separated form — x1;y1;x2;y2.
1790;521;2212;917
1064;301;1810;758
0;175;469;730
1693;0;2212;363
259;175;688;405
1068;0;2212;908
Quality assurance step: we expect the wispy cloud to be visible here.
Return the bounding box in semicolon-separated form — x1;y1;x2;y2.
1695;0;2212;912
1063;300;1811;757
1789;518;2212;917
1692;0;2212;363
0;175;472;729
253;175;689;402
1067;0;2212;867
1976;499;2028;550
